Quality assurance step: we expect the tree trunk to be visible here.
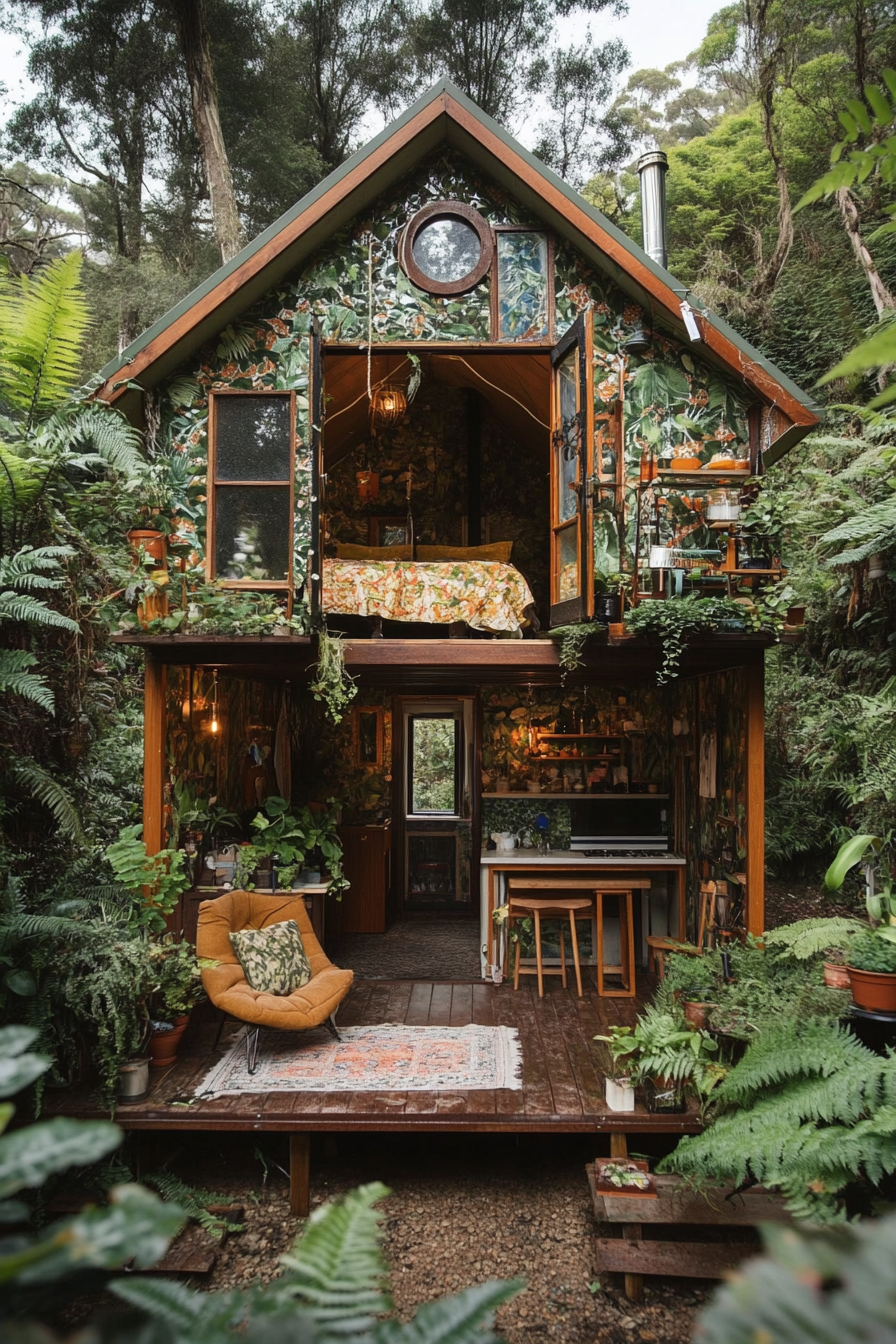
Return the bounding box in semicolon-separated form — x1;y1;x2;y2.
750;76;793;298
171;0;242;263
837;187;896;318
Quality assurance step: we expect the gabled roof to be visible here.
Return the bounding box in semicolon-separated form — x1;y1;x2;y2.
97;79;820;456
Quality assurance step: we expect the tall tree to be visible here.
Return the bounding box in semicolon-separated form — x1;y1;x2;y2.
167;0;242;262
530;33;630;185
408;0;628;130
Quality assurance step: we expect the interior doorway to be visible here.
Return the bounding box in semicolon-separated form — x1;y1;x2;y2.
398;697;475;913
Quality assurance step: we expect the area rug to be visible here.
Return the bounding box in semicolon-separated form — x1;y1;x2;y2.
196;1023;522;1097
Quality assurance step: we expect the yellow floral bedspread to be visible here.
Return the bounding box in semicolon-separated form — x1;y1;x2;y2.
322;559;536;634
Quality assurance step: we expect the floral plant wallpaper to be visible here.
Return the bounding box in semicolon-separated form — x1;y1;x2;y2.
153;147;755;615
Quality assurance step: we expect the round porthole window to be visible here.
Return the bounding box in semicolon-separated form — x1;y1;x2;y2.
399;201;493;296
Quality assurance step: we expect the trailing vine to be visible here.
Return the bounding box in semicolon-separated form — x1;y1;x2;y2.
309;626;358;724
625;595;762;684
548;622;602;674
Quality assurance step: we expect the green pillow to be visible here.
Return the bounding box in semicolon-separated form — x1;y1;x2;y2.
229;920;311;995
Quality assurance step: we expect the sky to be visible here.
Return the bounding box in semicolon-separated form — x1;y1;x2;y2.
0;0;724;118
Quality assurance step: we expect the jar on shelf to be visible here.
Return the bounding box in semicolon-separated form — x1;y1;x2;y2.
706;488;741;522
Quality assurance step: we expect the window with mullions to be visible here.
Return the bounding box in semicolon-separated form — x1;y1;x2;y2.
209;392;295;586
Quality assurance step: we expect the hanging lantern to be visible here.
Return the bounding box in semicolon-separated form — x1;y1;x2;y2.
369;383;407;433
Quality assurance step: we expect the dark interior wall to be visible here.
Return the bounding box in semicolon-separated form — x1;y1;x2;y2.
323;377;551;622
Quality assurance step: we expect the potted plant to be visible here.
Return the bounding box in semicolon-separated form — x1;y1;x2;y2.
845;931;896;1012
593;1028;636;1111
597;1007;722;1114
660;949;720;1029
147;936;211;1069
625;595;762;684
824;833;896;1010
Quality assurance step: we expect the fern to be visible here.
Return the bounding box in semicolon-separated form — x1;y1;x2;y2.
661;1020;896;1220
0;649;54;712
111;1182;522;1342
10;759;85;843
0;252;90;429
145;1172;245;1240
271;1181;392;1328
764;917;867;960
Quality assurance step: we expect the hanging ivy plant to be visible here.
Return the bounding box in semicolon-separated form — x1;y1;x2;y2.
309;626;358;723
548;622;604;674
625;596;762;684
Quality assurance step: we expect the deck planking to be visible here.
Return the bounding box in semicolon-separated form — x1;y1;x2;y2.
44;979;702;1136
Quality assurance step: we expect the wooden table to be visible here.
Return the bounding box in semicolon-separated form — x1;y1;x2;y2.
482;857;687;974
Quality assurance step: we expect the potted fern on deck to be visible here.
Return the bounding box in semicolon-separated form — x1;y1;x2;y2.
824;834;896;1011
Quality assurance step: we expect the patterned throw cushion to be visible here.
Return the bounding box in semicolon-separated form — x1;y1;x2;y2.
335;543;413;561
229;920;311;995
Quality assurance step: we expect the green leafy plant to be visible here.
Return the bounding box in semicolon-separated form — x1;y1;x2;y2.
148;936;211;1021
625;594;762;683
309;626;357;724
0;1024;183;1287
105;825;191;933
848;928;896;972
595;1006;720;1093
548;621;603;672
661;1019;896;1222
249;797;349;897
763;916;867;961
0;544;79;712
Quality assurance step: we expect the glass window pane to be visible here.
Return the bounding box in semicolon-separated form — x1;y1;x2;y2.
413;218;481;283
215;396;291;481
557;524;579;602
215;486;291;581
556;350;579;522
411;717;458;813
497;232;549;339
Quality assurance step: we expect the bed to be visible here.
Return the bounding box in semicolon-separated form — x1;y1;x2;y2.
322;558;537;635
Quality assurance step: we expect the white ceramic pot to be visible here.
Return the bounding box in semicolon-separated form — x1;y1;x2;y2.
117;1056;150;1102
605;1077;636;1112
491;832;519;854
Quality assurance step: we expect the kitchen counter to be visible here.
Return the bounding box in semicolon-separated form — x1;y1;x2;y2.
480;849;685;866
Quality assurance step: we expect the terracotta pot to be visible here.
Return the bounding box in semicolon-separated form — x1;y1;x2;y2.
785;605;806;627
848;966;896;1013
149;1015;190;1069
683;1000;711;1030
823;961;850;991
126;528;167;563
608;622;628;639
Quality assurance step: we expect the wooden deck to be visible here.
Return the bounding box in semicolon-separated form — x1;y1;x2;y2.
46;979;701;1137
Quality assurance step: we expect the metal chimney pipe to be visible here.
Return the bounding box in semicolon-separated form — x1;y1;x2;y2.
637;150;669;269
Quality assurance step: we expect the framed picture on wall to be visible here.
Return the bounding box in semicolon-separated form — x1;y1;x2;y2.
354;707;384;767
368;516;410;547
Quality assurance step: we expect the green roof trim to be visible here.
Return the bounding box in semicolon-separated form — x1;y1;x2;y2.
98;77;821;424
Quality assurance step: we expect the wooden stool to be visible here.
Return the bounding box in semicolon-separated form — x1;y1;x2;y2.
646;936;701;979
595;889;636;998
509;897;594;998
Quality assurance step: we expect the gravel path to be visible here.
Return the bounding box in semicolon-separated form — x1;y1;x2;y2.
165;1132;704;1344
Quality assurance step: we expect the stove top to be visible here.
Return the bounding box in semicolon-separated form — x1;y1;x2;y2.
581;847;674;858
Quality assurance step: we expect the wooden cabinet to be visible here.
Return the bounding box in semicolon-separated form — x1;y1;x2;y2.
330;824;392;934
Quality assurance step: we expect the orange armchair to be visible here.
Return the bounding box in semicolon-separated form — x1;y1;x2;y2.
197;890;354;1071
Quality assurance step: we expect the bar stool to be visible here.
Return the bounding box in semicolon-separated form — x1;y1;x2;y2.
508;896;593;997
594;888;636;997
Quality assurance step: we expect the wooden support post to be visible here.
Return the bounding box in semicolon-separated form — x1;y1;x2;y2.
745;661;765;936
143;654;166;857
605;1133;643;1301
290;1133;311;1217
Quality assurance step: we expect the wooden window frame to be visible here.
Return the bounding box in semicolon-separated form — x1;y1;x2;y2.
491;225;555;344
207;388;296;590
399;201;494;296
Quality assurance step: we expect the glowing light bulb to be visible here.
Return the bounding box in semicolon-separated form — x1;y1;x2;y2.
210;716;219;734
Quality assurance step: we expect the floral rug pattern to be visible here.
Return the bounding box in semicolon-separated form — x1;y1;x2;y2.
322;559;535;633
197;1024;523;1096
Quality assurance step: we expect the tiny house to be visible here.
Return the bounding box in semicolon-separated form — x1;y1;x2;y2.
99;80;819;972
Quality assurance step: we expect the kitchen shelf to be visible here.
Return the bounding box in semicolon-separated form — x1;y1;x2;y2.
482;792;669;800
536;733;623;739
655;469;753;482
533;754;621;761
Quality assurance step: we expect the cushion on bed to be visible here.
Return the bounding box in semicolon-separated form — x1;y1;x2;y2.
335;543;413;561
416;542;513;563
